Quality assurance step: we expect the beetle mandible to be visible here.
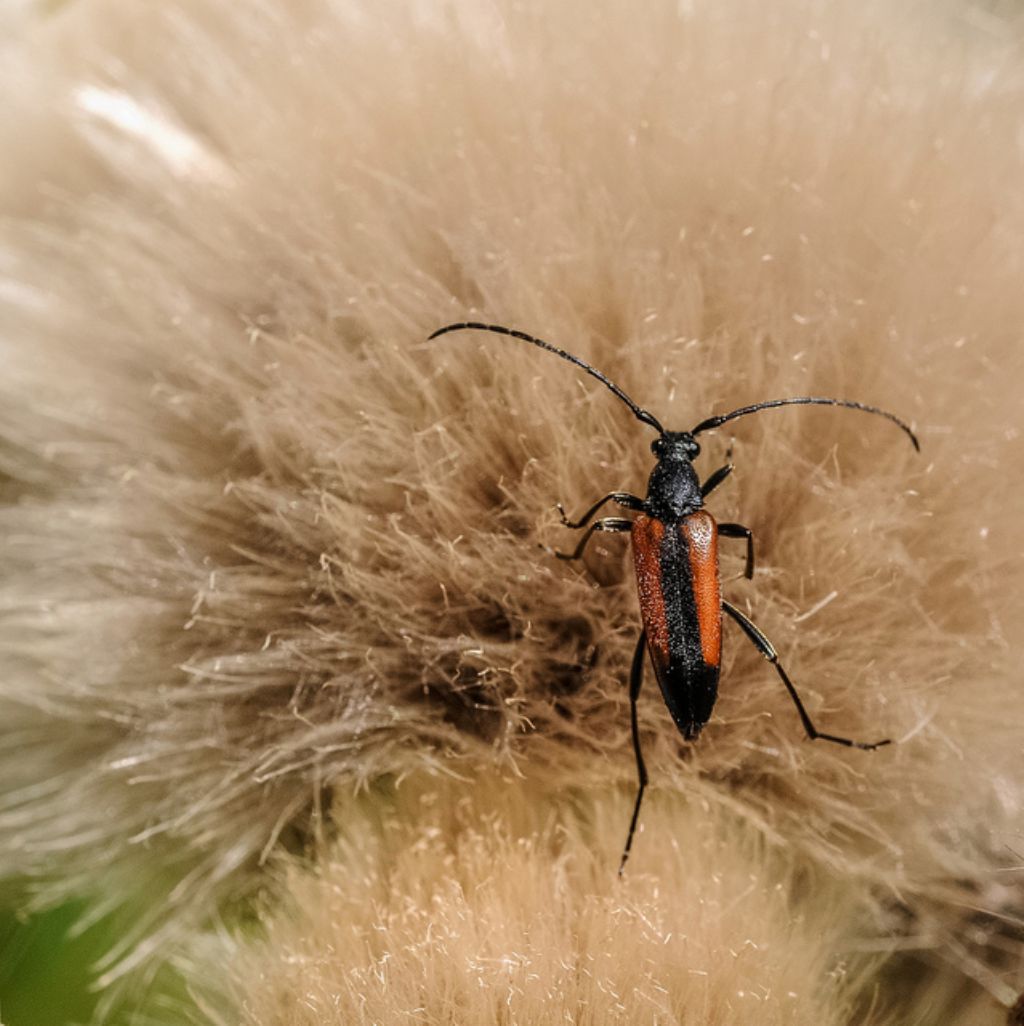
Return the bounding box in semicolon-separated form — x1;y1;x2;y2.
428;321;919;871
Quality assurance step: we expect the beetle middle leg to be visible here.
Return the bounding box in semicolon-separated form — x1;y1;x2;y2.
557;491;645;529
718;522;755;579
554;517;632;560
722;601;891;750
619;629;648;875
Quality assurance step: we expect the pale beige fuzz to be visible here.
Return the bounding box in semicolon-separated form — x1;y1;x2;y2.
228;775;880;1026
1;0;1023;1021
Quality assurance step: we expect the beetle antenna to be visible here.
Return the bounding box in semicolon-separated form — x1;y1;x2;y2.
428;322;665;434
691;396;919;451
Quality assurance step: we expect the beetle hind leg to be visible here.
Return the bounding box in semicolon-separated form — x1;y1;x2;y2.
619;630;649;875
722;601;891;750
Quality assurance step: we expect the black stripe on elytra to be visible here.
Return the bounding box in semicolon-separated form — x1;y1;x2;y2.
657;525;703;672
654;522;719;738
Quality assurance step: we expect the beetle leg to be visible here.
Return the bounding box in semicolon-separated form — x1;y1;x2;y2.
619;630;648;875
700;462;734;498
554;517;633;560
556;492;645;529
718;522;755;579
722;601;891;750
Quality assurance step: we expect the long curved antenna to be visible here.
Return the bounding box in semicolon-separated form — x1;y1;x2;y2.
692;396;919;451
428;322;665;434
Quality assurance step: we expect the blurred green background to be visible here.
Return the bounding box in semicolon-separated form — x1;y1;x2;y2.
0;887;197;1026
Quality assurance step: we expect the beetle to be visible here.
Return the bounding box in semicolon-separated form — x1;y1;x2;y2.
428;321;919;871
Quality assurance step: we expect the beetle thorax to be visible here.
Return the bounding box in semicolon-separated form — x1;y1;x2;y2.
645;432;703;521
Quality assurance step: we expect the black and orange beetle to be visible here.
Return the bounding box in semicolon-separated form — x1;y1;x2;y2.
429;322;919;871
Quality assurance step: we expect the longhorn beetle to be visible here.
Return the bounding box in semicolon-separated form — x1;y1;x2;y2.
428;321;919;872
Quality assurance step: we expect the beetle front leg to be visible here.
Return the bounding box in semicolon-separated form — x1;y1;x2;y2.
722;601;891;750
718;522;755;579
554;517;633;560
619;630;649;875
700;463;734;498
556;491;645;529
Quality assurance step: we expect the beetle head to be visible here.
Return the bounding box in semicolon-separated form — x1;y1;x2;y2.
651;431;700;462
